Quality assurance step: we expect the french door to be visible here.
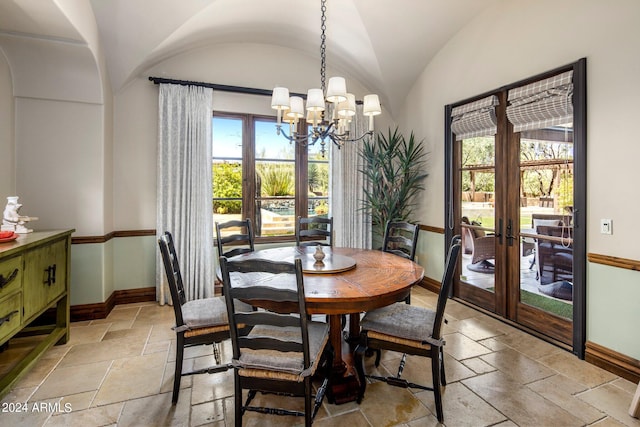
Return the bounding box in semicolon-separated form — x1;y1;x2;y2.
445;60;586;356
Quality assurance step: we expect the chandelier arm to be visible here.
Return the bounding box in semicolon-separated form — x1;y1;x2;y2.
275;124;316;147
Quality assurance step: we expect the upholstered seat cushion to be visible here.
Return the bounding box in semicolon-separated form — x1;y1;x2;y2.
234;321;329;379
361;303;443;347
177;296;252;332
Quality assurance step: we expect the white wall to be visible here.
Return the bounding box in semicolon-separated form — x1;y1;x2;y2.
400;0;640;359
0;52;14;200
113;42;391;230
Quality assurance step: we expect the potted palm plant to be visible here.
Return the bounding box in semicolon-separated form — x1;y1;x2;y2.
359;127;428;243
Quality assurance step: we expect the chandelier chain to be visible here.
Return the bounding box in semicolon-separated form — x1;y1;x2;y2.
320;0;327;92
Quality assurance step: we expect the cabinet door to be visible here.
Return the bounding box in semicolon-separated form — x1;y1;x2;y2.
23;239;67;321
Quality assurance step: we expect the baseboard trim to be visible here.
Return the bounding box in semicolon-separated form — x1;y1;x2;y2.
70;287;156;322
418;276;441;294
585;341;640;383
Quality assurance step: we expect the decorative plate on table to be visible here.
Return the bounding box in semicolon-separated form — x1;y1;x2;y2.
0;231;18;243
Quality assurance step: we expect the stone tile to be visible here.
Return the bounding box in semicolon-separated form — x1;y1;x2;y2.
314;409;373;427
612;378;640;394
442;300;481;321
14;355;62;389
1;398;59;427
31;360;111;400
528;374;605;424
442;332;493;361
118;391;191;427
480;347;555;384
463;370;583;427
462;356;497;374
190;362;234;405
477;337;510;352
57;337;145;368
59;390;95;412
44;402;124;427
63;323;111;346
591;417;631;426
102;325;152;342
144;338;171;356
538;350;617;388
378;352;475;388
92;352;167;406
493;329;563;360
577;383;640;427
453;316;507;341
357;381;431;427
417;382;507;427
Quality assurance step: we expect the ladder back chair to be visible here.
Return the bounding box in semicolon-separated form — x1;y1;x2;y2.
159;232;251;404
353;235;462;423
215;218;255;258
382;221;420;304
296;216;333;247
219;256;333;427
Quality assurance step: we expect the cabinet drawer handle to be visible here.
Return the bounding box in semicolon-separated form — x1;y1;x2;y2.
0;310;19;326
0;268;19;289
44;265;57;286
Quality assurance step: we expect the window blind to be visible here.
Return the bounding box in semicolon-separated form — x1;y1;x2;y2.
450;95;499;141
506;70;573;132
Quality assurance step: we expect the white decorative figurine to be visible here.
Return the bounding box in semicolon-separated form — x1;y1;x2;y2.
1;196;38;233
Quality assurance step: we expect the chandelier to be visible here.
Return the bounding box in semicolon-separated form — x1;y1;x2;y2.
270;0;381;156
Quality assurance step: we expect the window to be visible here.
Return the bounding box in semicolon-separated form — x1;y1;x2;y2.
212;112;330;241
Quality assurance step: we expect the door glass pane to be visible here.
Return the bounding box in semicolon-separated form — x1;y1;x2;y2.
460;136;496;293
308;134;330;220
212;116;243;233
255;119;295;236
518;124;574;319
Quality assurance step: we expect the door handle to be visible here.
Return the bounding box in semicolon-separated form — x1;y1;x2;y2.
0;268;18;289
496;219;503;244
505;219;515;246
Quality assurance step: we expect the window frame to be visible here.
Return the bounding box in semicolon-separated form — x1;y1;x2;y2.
213;111;329;244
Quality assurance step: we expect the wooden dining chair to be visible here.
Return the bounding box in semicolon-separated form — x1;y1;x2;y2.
215;218;255;257
158;231;251;404
219;256;333;427
296;216;333;247
353;235;462;423
382;221;419;304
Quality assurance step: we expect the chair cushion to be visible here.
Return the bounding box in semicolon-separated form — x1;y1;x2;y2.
234;321;329;379
361;303;443;346
177;296;251;332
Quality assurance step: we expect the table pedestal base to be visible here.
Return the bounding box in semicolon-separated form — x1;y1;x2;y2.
325;313;361;404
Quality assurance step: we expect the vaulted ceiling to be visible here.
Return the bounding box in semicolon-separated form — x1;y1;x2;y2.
0;0;497;114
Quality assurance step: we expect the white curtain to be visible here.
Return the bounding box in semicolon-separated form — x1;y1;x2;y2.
330;104;372;249
156;83;214;303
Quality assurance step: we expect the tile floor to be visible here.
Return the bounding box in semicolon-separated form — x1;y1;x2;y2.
1;286;638;427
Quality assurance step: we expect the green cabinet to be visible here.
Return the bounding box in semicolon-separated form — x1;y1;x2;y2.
0;230;74;399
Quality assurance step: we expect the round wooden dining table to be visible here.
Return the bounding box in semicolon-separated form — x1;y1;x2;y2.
229;245;424;404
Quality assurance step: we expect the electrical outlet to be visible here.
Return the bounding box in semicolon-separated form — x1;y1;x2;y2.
600;219;612;235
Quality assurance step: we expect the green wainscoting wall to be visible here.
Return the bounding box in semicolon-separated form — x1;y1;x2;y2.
587;262;640;361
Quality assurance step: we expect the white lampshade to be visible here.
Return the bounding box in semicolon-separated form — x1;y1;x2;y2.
337;93;356;118
286;96;305;119
306;88;325;111
306;109;323;124
326;77;347;103
363;94;381;116
271;87;290;110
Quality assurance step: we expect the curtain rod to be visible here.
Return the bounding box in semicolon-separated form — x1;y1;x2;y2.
148;76;306;98
148;76;364;104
